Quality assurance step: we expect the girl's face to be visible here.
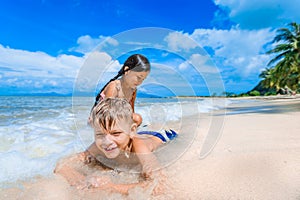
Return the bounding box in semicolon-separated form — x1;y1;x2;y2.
93;119;136;159
123;70;149;89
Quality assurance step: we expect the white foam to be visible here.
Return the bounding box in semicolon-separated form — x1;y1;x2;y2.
136;98;230;124
0;97;230;185
0;151;55;186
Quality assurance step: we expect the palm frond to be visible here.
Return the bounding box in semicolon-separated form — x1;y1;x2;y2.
261;22;300;92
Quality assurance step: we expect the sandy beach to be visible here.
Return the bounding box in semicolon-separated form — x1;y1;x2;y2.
1;96;300;200
169;96;300;200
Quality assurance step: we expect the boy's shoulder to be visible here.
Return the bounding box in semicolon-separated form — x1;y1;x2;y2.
132;135;159;153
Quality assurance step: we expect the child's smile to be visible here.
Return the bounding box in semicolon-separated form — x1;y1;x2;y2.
94;119;134;159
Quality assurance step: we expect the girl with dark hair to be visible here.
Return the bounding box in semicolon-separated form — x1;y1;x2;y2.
89;54;150;126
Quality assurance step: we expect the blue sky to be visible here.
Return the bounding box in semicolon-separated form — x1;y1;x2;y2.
0;0;299;96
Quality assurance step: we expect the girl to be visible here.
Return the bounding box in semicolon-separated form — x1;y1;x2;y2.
89;54;150;126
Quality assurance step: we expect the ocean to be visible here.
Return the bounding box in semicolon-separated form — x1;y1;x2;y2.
0;96;230;188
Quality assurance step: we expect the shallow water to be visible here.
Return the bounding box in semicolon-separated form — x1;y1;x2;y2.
0;96;229;188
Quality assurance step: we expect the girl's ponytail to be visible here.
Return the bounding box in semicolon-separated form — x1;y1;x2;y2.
93;70;122;107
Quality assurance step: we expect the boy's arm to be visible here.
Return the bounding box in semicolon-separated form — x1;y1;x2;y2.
86;139;162;194
131;138;167;192
54;154;86;186
84;142;102;161
55;152;163;194
88;176;150;194
132;138;161;177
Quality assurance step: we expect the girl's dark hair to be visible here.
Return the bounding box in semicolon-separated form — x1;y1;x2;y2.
93;54;150;107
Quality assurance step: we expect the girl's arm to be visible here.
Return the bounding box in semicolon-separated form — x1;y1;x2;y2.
131;89;143;126
130;89;137;112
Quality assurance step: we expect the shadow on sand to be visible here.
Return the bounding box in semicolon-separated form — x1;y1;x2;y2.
222;100;300;115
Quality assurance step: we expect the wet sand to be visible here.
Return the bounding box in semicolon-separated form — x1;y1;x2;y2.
1;96;300;200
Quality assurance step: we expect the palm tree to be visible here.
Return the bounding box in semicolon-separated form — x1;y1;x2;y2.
259;67;278;89
265;22;300;91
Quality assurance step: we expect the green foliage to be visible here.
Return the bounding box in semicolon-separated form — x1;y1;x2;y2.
259;22;300;92
264;91;277;96
241;93;249;97
249;90;260;96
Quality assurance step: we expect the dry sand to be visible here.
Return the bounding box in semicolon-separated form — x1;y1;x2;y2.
169;96;300;200
1;96;300;200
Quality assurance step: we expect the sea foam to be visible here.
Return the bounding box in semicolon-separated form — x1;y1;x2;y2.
0;96;229;186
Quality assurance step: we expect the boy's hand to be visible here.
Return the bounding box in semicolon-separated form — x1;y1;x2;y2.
78;151;95;164
152;170;169;196
76;175;112;190
86;175;112;189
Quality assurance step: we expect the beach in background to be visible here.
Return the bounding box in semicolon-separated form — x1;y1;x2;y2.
0;95;300;199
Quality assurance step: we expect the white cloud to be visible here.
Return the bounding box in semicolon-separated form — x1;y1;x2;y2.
0;44;83;79
214;0;300;29
191;28;275;76
0;44;84;93
178;62;189;71
6;78;18;84
164;31;198;52
0;22;285;95
178;54;219;74
74;51;122;92
160;27;278;93
162;28;275;77
137;86;147;93
190;54;219;74
70;35;118;54
0;41;129;94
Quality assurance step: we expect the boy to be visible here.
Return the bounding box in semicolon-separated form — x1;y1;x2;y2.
55;98;177;195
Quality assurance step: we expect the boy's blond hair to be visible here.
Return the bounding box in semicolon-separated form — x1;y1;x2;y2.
91;98;133;130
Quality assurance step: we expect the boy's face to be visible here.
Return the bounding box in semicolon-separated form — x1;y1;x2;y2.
93;118;136;159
